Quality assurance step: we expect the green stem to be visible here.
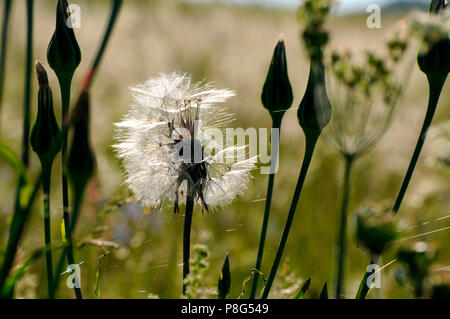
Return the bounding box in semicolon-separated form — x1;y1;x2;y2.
335;155;354;299
59;75;72;217
0;0;12;116
392;76;445;213
42;164;54;299
261;134;318;299
249;115;282;299
21;0;33;167
0;173;42;295
182;183;195;296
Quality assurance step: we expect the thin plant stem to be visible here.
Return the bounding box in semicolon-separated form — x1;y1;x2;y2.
59;75;72;222
250;115;282;299
261;134;318;299
41;164;54;299
392;76;446;213
335;154;354;299
21;0;33;167
182;181;195;295
0;0;12;116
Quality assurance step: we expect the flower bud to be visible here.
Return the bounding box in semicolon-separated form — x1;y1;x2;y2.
47;0;81;80
429;0;448;14
397;242;437;298
355;206;400;257
261;37;293;122
30;61;62;166
417;2;450;82
67;91;95;195
297;56;332;138
418;37;450;82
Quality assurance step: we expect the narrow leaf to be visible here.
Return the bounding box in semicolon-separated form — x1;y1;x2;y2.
319;283;328;299
295;278;311;299
218;254;231;299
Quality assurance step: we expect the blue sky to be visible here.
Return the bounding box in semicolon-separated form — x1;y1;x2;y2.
188;0;429;14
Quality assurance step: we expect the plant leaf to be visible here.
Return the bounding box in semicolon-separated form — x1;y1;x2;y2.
294;278;311;299
218;254;231;299
319;282;328;299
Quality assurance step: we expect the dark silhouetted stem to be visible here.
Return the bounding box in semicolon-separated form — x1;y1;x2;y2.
42;164;54;299
182;183;195;295
392;77;445;213
250;115;282;299
261;134;318;299
0;0;12;116
21;0;33;167
335;155;354;299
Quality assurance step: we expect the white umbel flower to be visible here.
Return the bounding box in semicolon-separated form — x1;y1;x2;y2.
114;72;256;212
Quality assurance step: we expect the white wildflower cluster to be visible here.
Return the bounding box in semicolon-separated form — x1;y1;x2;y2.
409;10;450;50
114;72;256;212
427;120;450;170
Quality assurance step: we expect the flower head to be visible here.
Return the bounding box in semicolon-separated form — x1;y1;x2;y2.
114;73;256;212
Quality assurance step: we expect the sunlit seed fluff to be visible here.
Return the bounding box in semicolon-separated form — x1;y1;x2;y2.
114;72;256;211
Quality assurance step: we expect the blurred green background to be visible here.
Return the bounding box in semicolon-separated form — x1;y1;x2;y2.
0;0;448;298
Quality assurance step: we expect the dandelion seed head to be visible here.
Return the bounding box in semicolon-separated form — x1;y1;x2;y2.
114;72;256;212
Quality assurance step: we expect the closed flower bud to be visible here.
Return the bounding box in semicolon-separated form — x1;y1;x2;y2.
261;37;293;122
355;206;400;257
418;37;450;82
429;0;448;14
412;4;450;82
47;0;81;80
30;61;62;166
297;56;332;138
67;91;95;195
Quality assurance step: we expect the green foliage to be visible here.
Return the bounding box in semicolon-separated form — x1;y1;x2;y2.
297;0;332;61
397;242;437;298
294;278;311;299
319;283;328;299
355;206;400;257
183;245;211;299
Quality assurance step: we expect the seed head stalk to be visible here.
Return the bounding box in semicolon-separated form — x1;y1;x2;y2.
249;115;282;299
182;180;195;295
261;133;318;299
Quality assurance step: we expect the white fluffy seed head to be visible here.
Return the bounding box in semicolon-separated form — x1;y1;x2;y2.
113;72;256;211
